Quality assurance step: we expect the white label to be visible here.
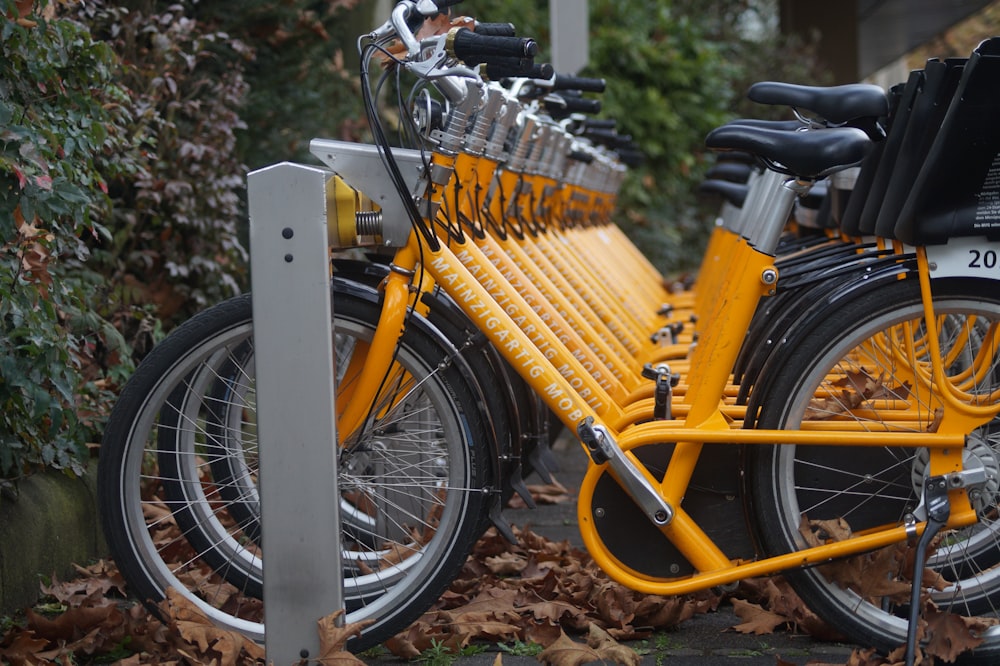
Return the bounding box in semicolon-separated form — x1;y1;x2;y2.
926;236;1000;278
975;153;1000;227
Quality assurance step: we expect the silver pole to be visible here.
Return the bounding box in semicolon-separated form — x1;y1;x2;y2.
248;162;344;664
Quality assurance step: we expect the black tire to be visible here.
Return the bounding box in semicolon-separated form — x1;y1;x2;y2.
99;289;490;651
749;277;1000;662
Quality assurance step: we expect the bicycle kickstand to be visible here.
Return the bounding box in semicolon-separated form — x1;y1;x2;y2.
904;475;950;666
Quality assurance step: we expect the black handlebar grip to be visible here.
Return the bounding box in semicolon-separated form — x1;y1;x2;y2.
552;74;606;92
474;22;516;37
616;148;645;168
482;58;553;80
582;118;616;130
584;127;630;145
546;96;602;115
448;28;537;63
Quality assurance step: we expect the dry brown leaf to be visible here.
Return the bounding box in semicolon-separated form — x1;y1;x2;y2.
453;588;522;621
0;630;52;665
528;480;574;505
593;581;636;629
799;517;913;603
757;578;846;642
160;588;265;665
485;552;528;575
730;598;787;635
846;646;886;665
585;624;640;666
521;600;583;625
806;370;910;420
923;603;987;662
632;595;697;628
316;609;371;665
884;644;917;666
800;516;853;544
40;562;126;605
537;630;604;666
451;620;521;643
524;621;563;647
506;480;574;509
383;632;423;659
26;605;116;642
927;407;945;433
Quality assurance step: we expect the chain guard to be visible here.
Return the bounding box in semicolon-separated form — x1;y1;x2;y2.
582;443;755;579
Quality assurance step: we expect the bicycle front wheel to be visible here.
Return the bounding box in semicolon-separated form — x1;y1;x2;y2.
98;289;489;650
749;277;1000;661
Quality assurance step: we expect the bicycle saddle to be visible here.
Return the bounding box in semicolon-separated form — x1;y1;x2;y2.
705;161;753;183
727;118;808;132
748;82;889;125
698;179;748;207
705;125;871;180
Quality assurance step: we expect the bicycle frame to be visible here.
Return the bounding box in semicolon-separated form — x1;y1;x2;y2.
334;215;982;591
318;16;998;600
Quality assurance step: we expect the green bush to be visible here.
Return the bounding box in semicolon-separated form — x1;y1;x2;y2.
0;2;133;483
182;0;372;168
74;0;251;326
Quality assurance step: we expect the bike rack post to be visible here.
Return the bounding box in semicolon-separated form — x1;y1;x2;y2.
248;162;344;664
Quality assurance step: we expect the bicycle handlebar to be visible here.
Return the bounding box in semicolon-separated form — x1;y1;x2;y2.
483;58;554;81
447;28;538;63
474;22;516;37
616;148;644;168
371;0;463;52
584;128;633;148
545;95;602;115
551;74;606;93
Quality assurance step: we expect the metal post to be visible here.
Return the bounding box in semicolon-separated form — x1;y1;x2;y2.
551;0;589;75
248;162;344;664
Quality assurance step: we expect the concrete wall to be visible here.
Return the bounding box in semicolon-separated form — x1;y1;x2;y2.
0;464;106;614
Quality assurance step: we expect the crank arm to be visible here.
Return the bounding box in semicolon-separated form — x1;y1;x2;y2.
577;417;674;526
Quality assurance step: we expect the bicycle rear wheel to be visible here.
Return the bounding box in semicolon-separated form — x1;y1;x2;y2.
749;277;1000;661
99;288;489;650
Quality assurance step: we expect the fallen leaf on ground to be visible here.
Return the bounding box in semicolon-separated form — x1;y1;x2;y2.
923;603;991;662
730;598;787;635
585;624;640;666
537;630;605;666
317;609;371;665
506;478;574;508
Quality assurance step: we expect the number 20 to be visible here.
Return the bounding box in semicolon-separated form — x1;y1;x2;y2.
969;249;998;269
